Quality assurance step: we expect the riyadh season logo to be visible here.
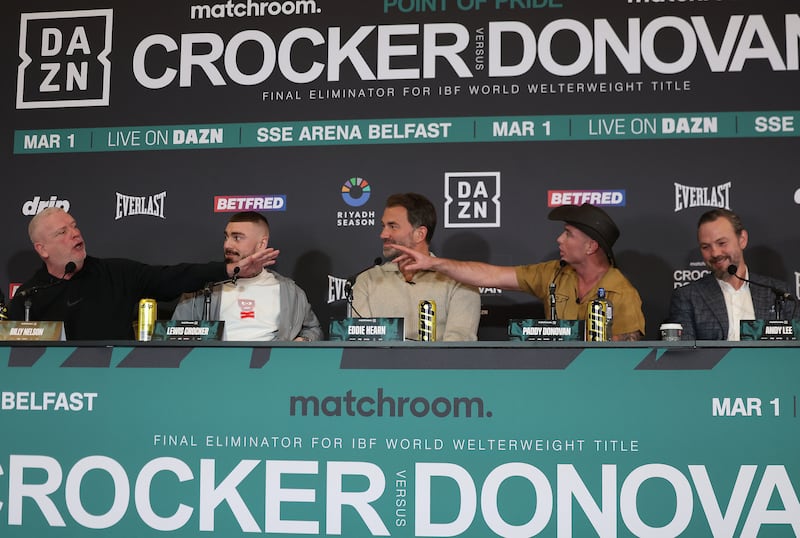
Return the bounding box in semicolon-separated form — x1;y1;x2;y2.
22;195;71;216
17;9;113;109
115;192;166;220
444;172;500;228
341;177;371;207
337;178;375;228
674;181;731;212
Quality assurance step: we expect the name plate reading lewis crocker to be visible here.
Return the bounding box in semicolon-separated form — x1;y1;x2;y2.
0;320;64;341
154;320;224;341
329;318;404;341
508;319;584;341
740;319;798;341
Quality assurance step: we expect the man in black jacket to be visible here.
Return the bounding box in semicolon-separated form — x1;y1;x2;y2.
9;207;277;340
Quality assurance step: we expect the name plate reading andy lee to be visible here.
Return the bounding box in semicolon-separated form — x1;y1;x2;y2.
740;319;797;341
0;320;64;341
508;319;584;341
154;320;224;341
329;318;404;341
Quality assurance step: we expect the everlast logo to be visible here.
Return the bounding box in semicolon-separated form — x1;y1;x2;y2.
327;275;348;304
444;172;500;228
115;192;166;220
17;9;113;109
674;181;731;212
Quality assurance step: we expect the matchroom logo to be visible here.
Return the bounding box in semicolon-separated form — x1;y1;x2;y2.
17;9;113;109
444;172;501;228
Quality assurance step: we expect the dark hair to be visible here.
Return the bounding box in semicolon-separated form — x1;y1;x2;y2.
386;193;437;243
229;211;270;230
697;208;744;236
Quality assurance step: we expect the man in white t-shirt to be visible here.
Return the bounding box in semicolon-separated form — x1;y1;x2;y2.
173;212;322;341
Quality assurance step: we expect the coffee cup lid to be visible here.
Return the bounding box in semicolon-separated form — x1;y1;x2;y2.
660;323;683;330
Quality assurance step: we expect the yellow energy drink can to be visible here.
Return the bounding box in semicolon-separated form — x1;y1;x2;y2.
137;298;157;341
418;300;436;342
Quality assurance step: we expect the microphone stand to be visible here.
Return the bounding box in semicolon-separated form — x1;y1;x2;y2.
20;262;77;321
199;267;241;321
727;264;794;321
549;261;566;320
345;257;382;317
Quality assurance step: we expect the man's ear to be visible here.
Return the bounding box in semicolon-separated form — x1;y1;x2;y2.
738;229;748;250
34;242;48;259
414;225;427;245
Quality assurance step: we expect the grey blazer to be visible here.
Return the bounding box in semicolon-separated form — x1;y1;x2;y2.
668;273;797;340
172;270;323;341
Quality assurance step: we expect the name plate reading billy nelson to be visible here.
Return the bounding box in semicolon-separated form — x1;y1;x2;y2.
154;320;224;341
0;320;64;341
329;317;404;341
508;319;584;341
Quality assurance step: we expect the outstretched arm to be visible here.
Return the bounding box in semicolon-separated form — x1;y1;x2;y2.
391;244;521;291
227;248;279;278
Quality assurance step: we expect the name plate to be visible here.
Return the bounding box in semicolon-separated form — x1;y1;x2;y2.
154;320;224;341
740;319;798;341
329;318;404;341
508;319;584;341
0;320;64;341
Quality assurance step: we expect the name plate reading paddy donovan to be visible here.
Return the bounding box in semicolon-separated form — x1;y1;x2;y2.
329;317;404;341
508;319;584;341
154;320;224;341
0;320;64;341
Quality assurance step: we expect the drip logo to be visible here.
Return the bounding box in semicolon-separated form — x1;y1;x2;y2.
341;178;371;207
444;172;501;228
17;9;113;109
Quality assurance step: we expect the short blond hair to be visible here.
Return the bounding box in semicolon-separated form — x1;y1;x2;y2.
28;207;67;244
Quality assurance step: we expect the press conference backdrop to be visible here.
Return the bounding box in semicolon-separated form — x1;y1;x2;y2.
4;0;800;338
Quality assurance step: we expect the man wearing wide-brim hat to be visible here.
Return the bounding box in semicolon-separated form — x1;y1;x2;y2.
391;203;645;341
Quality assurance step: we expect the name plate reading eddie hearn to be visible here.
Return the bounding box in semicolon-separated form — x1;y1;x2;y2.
329;318;404;341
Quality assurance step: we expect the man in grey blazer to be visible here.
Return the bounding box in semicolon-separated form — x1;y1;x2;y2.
669;208;798;340
172;212;322;341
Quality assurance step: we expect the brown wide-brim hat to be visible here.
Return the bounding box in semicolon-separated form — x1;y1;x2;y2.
548;203;620;266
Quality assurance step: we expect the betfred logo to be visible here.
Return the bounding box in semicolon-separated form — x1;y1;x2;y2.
214;195;286;212
17;9;113;109
22;195;70;216
548;190;626;207
444;172;500;228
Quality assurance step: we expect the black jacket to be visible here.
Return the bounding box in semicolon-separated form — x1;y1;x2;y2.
9;256;228;340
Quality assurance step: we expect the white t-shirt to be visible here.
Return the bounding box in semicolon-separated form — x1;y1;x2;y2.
220;270;281;341
717;272;755;341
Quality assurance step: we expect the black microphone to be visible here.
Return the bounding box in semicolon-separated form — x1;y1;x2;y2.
344;257;382;317
18;262;77;299
727;264;794;301
550;260;566;320
345;257;383;294
20;262;77;321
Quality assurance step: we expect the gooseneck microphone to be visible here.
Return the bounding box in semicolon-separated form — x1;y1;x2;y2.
200;267;243;320
727;265;794;301
345;257;383;317
549;260;567;320
727;264;795;321
21;262;77;321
